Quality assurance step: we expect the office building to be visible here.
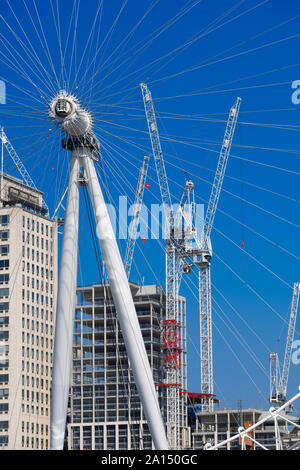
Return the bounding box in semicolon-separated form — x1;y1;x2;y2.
0;173;58;449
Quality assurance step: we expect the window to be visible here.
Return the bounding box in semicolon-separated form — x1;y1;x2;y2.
0;215;9;226
0;260;9;270
0;345;8;359
0;288;9;298
0;389;8;398
0;375;8;384
0;331;8;340
0;246;9;256
0;274;8;285
0;231;9;241
0;435;8;446
0;360;8;369
0;317;8;327
0;304;8;312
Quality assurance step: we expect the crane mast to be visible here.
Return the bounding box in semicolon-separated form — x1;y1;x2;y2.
141;82;241;441
196;98;241;411
124;155;150;278
270;282;300;406
280;282;300;397
141;83;182;450
203;97;241;250
140;84;174;233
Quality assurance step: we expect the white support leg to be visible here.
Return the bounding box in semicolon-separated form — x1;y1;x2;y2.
83;151;169;450
50;153;80;450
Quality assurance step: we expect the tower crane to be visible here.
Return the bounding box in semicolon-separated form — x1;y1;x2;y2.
141;82;241;443
0;127;49;213
172;97;241;411
270;282;300;407
141;83;184;450
124;155;150;278
197;97;241;410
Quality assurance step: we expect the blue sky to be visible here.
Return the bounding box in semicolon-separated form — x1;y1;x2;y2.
0;0;299;412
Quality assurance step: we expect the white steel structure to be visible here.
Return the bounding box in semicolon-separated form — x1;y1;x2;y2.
124;155;150;278
49;91;168;450
270;282;300;406
198;97;241;410
205;385;300;451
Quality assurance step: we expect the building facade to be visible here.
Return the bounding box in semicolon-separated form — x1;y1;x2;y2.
190;407;296;450
68;283;189;450
0;173;58;449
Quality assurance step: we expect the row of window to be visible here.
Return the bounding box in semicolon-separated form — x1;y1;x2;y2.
21;342;53;362
22;262;53;279
22;309;54;325
22;340;53;357
22;402;49;417
22;276;53;295
22;421;49;436
21;436;48;449
22;216;53;238
22;290;53;307
22;246;53;266
22;375;49;390
21;362;49;377
22;358;53;374
21;389;49;405
22;322;53;338
22;232;53;252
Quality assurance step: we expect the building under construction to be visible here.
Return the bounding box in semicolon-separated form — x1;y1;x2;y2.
67;283;190;450
189;406;299;450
